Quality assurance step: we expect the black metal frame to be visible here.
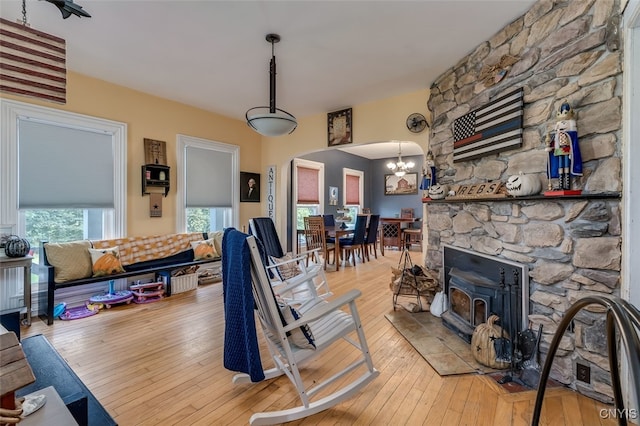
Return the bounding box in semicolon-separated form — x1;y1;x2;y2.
532;296;640;426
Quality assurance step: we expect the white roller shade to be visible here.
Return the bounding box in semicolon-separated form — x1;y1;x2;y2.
186;146;233;207
18;119;114;209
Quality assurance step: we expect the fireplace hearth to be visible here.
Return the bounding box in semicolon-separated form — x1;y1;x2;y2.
441;244;529;343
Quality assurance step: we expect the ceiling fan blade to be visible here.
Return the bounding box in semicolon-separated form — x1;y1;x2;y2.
42;0;91;19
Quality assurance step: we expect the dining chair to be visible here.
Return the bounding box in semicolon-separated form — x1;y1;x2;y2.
402;219;423;251
338;214;368;266
304;216;336;270
322;214;336;243
364;214;381;261
400;208;414;219
322;214;335;227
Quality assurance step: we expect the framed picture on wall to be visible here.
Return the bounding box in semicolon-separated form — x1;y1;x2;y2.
327;108;352;146
384;173;418;195
240;172;261;202
329;186;338;205
144;138;167;165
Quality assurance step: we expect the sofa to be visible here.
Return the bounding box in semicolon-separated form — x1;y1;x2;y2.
39;232;223;325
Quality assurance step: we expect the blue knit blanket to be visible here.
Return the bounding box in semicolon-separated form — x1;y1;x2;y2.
222;228;264;382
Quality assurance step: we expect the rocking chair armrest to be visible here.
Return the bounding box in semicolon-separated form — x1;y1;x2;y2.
267;248;321;271
296;247;322;260
282;289;362;332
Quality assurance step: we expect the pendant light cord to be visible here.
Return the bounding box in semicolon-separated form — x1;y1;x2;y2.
22;0;28;25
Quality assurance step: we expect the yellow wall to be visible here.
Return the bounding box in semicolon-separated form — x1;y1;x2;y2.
2;72;431;236
1;71;262;235
260;88;431;233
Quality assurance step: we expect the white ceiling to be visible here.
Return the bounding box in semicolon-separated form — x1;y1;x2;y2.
0;0;536;159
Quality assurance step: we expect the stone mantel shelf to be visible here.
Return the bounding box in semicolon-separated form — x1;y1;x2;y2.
422;192;621;204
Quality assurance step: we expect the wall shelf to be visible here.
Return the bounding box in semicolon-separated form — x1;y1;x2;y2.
422;192;621;204
142;164;170;197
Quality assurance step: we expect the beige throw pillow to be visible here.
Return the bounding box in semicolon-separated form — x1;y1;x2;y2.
191;238;218;260
89;246;125;277
44;241;93;283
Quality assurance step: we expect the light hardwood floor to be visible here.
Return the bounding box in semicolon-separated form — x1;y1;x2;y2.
20;247;618;425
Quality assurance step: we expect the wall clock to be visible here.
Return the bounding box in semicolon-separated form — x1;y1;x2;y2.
406;113;428;133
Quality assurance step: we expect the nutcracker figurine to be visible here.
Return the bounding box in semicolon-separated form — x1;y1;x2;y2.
419;150;437;198
545;100;582;193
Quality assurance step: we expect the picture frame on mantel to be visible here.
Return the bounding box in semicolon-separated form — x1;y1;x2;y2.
384;173;418;195
328;108;352;146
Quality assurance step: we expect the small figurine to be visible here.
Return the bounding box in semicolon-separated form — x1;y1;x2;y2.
545;100;582;191
419;150;437;197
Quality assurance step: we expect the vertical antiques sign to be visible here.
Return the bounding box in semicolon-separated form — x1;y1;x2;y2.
266;165;276;219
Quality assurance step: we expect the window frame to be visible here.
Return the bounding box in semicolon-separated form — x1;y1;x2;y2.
176;134;240;232
342;167;364;221
0;99;127;238
292;158;324;232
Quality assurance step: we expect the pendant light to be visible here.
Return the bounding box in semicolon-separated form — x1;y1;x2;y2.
387;141;415;177
246;33;297;137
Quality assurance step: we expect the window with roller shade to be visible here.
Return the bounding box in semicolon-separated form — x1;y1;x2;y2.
1;99;126;247
293;158;324;231
177;134;239;233
1;99;126;312
343;168;364;224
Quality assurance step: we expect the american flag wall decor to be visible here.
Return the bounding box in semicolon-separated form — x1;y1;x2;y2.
0;18;66;104
452;88;524;162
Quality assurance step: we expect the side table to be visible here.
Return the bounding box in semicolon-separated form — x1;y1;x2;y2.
0;255;33;326
20;386;78;426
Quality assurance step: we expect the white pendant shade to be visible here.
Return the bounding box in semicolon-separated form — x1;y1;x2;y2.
246;33;297;137
247;109;297;137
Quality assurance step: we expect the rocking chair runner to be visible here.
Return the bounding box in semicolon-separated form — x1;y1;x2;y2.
223;228;379;425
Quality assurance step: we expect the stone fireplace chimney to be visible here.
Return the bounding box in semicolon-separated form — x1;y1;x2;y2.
424;0;623;403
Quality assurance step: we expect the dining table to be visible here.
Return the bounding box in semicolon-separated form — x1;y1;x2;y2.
325;225;354;271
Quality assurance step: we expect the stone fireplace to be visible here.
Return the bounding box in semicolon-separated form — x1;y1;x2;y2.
423;0;623;403
441;244;529;344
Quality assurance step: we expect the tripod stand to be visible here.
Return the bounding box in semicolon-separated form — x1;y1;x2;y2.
392;235;422;311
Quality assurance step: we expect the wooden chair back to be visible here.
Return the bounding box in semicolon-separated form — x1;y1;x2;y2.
400;208;414;219
304;216;335;269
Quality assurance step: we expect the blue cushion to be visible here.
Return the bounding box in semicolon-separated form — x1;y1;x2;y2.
279;301;316;350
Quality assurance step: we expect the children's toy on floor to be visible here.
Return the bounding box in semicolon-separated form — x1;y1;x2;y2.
130;281;164;304
89;279;133;308
59;303;100;320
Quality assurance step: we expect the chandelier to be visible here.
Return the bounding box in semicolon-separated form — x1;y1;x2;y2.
246;33;297;137
386;141;415;177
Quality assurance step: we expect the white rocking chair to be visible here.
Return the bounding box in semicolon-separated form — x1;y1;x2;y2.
232;234;379;425
264;249;331;304
249;217;331;304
